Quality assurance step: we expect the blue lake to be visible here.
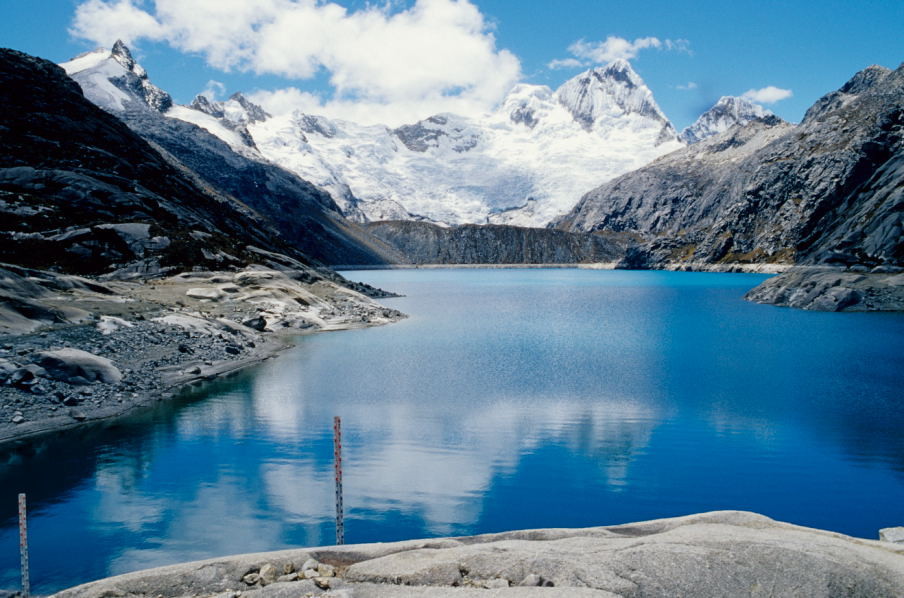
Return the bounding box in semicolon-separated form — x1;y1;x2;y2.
2;269;903;593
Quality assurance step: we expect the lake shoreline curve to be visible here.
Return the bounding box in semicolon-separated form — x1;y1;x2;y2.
0;265;405;453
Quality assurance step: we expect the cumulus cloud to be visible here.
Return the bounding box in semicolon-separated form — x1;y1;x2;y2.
569;36;664;64
548;35;691;71
71;0;164;44
741;85;793;104
547;57;584;70
70;0;521;124
676;81;698;91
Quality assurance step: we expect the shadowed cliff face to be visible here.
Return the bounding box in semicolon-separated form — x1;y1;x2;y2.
0;48;319;277
365;221;626;265
559;64;904;271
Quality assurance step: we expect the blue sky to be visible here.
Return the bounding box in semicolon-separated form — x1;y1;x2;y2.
1;0;901;128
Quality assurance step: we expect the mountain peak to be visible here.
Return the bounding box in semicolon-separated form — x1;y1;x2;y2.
680;96;774;144
555;60;673;136
228;92;271;123
60;40;172;113
110;39;135;71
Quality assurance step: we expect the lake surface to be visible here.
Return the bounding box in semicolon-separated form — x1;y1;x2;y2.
2;269;903;593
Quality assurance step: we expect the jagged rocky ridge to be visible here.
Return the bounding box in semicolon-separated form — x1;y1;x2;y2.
679;96;773;144
0;47;304;277
64;44;684;227
366;221;624;265
62;43;401;267
558;63;904;309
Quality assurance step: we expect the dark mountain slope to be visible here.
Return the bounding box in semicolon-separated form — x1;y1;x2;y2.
558;64;904;271
63;42;399;266
0;48;315;277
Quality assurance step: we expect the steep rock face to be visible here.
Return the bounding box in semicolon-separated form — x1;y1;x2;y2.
560;63;904;271
366;222;624;265
173;59;682;227
61;44;399;266
0;48;323;278
679;96;773;144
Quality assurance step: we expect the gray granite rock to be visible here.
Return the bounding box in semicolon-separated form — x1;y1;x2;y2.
35;348;122;385
53;511;904;598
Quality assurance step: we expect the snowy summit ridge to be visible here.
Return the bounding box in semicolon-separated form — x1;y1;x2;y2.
679;96;774;144
62;42;688;227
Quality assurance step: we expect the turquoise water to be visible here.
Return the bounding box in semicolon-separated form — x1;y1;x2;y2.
2;269;903;593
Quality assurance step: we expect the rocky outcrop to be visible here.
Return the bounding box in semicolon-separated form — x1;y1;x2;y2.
559;63;904;274
745;268;904;311
54;511;904;597
366;221;625;265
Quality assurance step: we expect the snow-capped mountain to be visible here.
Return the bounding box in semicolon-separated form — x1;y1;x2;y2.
245;62;682;226
62;40;172;113
679;96;774;144
62;42;683;227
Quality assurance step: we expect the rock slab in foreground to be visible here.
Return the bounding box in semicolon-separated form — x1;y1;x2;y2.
54;511;904;597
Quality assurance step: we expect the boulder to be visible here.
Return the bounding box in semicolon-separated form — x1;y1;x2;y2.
257;564;278;586
35;348;122;385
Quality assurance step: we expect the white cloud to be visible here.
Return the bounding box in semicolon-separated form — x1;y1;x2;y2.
569;36;664;64
741;85;793;104
70;0;521;123
71;0;164;44
547;57;584;70
676;81;698;91
548;35;691;72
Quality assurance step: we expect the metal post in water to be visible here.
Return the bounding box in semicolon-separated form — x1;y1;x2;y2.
333;416;344;545
18;493;30;598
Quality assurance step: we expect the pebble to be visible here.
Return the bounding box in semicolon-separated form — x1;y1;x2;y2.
316;563;335;577
301;558;319;572
258;563;278;586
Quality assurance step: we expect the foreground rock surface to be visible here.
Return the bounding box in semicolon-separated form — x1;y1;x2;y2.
54;511;904;598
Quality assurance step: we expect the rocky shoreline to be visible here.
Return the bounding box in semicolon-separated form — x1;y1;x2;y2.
0;265;405;453
53;511;904;597
745;267;904;311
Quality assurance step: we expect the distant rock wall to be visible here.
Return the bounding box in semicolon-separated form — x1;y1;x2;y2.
366;221;625;265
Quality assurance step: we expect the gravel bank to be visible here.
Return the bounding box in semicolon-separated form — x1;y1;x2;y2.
0;266;404;452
